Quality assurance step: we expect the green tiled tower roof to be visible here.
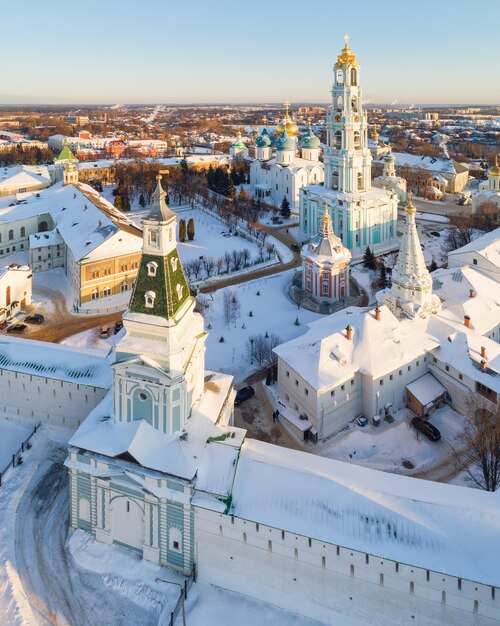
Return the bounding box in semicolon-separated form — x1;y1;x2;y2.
129;250;191;320
56;143;76;162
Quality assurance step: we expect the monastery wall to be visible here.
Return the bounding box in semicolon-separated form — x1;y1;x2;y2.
196;507;500;626
0;368;107;429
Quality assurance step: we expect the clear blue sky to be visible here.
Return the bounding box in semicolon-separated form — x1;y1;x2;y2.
1;0;499;105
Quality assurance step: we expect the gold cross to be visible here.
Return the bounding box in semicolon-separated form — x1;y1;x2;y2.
344;33;349;45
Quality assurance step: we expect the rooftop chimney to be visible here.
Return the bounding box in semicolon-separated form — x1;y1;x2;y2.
346;325;353;341
464;315;471;328
469;289;475;298
375;306;381;321
481;346;486;359
481;359;487;370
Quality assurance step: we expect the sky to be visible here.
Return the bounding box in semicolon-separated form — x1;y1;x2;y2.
1;0;499;106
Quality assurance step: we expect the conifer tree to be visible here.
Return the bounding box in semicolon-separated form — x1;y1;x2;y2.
179;218;186;242
280;196;291;219
139;193;145;208
113;194;123;210
187;217;195;241
363;246;376;270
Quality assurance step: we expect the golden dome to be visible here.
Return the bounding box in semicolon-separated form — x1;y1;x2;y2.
276;101;299;137
336;36;359;68
372;125;379;142
276;120;286;136
488;154;500;176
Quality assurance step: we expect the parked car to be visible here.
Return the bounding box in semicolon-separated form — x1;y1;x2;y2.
356;416;368;427
25;314;45;325
114;321;124;334
411;416;441;442
100;326;111;339
235;386;255;406
7;323;28;334
291;243;301;252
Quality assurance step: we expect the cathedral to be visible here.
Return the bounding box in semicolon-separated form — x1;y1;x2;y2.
299;38;399;261
249;106;324;209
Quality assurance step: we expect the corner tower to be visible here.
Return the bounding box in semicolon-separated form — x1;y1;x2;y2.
114;174;206;435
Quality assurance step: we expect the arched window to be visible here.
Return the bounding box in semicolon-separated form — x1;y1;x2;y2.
336;69;344;85
354;131;361;147
334;131;342;149
332;171;339;190
169;526;182;552
8;230;13;241
351;97;357;112
120;282;129;292
91;289;99;300
171;256;178;271
38;221;48;232
336;95;343;112
78;498;90;522
20;227;25;238
147;261;158;277
357;172;364;191
103;286;112;297
145;290;156;308
176;283;183;300
149;229;158;247
351;68;357;86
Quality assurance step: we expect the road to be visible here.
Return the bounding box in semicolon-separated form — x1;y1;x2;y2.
14;442;160;626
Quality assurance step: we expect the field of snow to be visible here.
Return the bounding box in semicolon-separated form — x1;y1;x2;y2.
0;420;32;473
315;405;464;475
203;270;323;382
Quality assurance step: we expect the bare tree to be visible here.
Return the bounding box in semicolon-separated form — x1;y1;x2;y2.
455;395;500;492
223;251;232;274
241;248;251;268
195;294;211;317
216;257;224;275
257;242;265;263
190;258;203;280
202;256;215;277
231;249;243;271
222;289;240;328
183;260;193;279
265;242;274;260
245;332;281;367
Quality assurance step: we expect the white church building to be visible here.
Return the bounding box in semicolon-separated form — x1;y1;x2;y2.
299;38;399;260
249;112;324;210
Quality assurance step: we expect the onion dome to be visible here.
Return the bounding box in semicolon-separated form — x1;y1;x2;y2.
255;129;272;147
231;131;247;150
276;101;299;137
276;130;296;151
335;35;359;68
304;206;351;265
301;126;321;150
371;126;379;143
488;154;500;177
384;146;395;162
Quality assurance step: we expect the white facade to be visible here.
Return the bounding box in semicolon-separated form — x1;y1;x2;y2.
472;158;500;213
372;147;407;203
299;39;399;261
447;227;500;283
0;263;32;320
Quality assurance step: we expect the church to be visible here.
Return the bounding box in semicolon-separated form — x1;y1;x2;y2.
299;38;399;260
472;155;500;212
249;107;324;210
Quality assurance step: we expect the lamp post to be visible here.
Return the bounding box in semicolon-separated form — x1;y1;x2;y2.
155;578;187;626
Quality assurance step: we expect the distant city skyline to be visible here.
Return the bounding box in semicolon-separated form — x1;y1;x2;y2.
1;0;499;106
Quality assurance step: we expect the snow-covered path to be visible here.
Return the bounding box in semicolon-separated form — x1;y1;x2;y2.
13;443;159;626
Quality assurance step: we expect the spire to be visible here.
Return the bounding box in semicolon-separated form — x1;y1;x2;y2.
385;193;440;318
307;204;351;261
146;173;176;223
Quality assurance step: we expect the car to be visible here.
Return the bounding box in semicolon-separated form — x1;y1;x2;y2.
7;323;28;334
100;326;111;339
356;416;368;427
25;314;45;325
411;416;441;442
114;321;124;334
291;243;301;252
235;386;255;406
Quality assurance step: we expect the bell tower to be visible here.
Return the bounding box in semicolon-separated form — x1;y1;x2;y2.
324;35;372;194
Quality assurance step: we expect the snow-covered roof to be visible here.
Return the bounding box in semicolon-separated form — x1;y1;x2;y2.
0;337;112;387
29;230;64;248
373;152;458;175
405;372;446;406
70;372;238;480
0;165;51;191
274;305;437;390
230;438;500;586
0;182;142;262
448;227;500;272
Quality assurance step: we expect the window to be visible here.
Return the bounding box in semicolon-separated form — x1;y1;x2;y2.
8;230;13;241
149;229;159;247
103;266;111;276
476;382;497;403
341;385;345;391
379;379;384;386
20;227;25;237
176;283;183;299
286;371;290;378
473;258;477;265
408;365;411;371
120;282;129;292
103;286;111;297
147;261;158;277
295;379;299;386
145;291;156;308
389;374;393;381
459;373;463;381
171;257;178;271
416;361;420;367
445;365;450;372
330;390;335;397
91;289;99;300
305;388;309;396
399;370;402;376
351;380;354;386
169;527;182;553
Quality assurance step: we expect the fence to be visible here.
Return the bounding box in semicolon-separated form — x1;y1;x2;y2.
0;422;41;486
157;564;196;626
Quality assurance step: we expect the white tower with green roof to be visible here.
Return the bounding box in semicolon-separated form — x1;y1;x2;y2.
113;174;206;434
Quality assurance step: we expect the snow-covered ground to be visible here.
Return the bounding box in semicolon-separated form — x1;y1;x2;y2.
60;327;115;351
314;405;464;475
0;420;32;474
203;270;323;381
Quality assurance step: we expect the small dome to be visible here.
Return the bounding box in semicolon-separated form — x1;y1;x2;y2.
256;129;272;147
232;131;247;150
384;149;395;162
276;131;296;151
488;155;500;177
301;128;320;150
276;118;299;137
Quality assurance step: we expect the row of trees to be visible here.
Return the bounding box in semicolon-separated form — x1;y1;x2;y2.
0;145;54;167
444;203;499;251
183;244;274;281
